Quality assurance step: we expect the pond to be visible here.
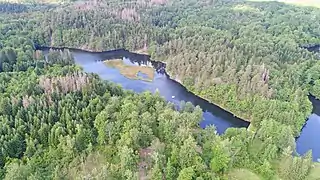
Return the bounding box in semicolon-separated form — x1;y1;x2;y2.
40;47;320;161
296;96;320;161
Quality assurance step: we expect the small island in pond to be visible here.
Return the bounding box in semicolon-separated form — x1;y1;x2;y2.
104;59;154;81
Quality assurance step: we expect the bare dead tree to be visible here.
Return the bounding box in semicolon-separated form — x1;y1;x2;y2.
39;72;90;95
22;95;35;108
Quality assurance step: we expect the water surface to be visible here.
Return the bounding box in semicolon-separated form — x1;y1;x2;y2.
296;96;320;161
41;47;320;161
41;47;249;134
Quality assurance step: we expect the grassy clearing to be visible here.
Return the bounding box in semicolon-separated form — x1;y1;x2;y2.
228;169;262;180
247;0;320;8
307;163;320;180
66;151;107;179
104;59;154;81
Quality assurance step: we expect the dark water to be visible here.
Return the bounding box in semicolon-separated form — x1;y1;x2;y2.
296;45;320;161
304;45;320;54
296;96;320;161
40;47;320;161
303;44;320;58
40;47;249;134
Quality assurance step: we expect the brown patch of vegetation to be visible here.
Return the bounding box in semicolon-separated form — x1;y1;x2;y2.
121;8;140;21
111;8;141;22
33;50;43;60
150;0;168;5
72;1;101;11
137;0;168;6
104;59;155;81
138;147;154;180
22;95;35;108
139;147;153;159
11;96;19;105
39;72;90;95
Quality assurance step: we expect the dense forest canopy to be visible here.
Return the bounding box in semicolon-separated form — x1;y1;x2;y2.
23;0;320;134
0;0;320;179
249;0;320;8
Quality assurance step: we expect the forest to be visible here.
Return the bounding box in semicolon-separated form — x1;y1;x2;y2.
0;0;320;179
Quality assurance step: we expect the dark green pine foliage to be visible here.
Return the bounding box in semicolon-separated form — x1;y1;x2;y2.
0;0;319;179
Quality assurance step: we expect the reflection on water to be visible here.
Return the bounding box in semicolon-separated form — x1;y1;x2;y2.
296;114;320;161
40;47;249;134
296;96;320;161
39;47;320;161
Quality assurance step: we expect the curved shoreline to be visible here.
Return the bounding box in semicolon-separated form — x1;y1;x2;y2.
37;45;251;127
164;72;251;126
164;70;252;123
38;45;320;159
38;45;318;130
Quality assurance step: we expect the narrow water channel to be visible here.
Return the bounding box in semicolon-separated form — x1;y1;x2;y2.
40;47;320;161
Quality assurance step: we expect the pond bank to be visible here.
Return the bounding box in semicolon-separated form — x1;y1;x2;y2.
37;46;250;133
37;46;320;161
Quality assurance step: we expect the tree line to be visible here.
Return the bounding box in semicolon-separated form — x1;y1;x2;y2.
0;0;319;179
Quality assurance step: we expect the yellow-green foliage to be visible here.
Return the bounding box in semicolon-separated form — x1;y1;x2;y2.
307;163;320;180
104;59;155;81
66;151;108;179
247;0;320;8
228;169;262;180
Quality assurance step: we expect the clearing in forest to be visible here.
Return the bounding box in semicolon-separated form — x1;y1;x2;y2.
138;147;154;180
227;169;262;180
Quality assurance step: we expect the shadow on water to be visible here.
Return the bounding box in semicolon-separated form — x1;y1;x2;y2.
296;95;320;161
301;44;320;59
295;46;320;161
39;46;320;161
38;46;249;134
302;44;320;54
309;95;320;116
